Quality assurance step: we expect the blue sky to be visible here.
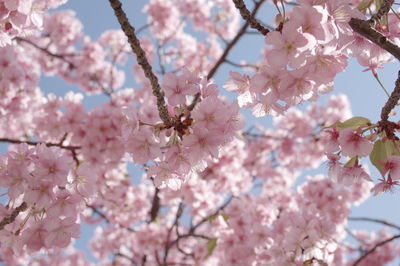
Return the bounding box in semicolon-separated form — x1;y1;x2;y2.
34;0;400;263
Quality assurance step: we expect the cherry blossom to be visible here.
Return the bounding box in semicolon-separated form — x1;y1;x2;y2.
0;0;399;265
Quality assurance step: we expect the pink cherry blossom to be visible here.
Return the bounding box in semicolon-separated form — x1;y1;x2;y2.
0;0;398;265
265;22;315;69
44;217;80;248
337;128;373;157
381;155;400;180
162;68;200;106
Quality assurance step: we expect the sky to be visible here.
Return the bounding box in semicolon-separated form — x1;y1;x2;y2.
26;0;400;263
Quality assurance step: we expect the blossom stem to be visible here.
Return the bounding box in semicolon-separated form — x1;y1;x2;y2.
108;0;173;126
372;72;391;98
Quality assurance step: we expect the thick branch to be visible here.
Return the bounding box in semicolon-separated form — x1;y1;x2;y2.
108;0;172;126
369;0;394;25
380;71;400;121
232;0;269;36
352;234;400;266
349;1;399;60
0;202;27;231
349;18;400;61
207;0;266;80
149;188;160;222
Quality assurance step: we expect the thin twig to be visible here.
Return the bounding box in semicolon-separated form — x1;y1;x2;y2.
162;203;184;266
87;204;136;232
87;204;111;224
108;0;173;126
189;196;233;234
185;0;266;112
0;138;81;164
136;23;152;35
224;59;259;70
15;37;75;67
0;138;80;151
349;217;400;231
352;234;400;266
207;0;266;80
115;252;138;266
16;37;112;98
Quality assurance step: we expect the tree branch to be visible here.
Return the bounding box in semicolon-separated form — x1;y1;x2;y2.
149;187;160;222
16;37;115;97
115;252;138;266
348;18;400;61
377;71;400;140
0;202;27;231
207;0;266;80
232;0;269;36
352;234;400;266
162;203;184;266
369;0;394;25
107;0;173;126
348;1;400;140
0;138;80;151
380;71;400;121
348;0;400;60
14;37;76;67
349;217;400;231
185;0;267;112
87;204;136;232
0;138;81;165
224;59;259;70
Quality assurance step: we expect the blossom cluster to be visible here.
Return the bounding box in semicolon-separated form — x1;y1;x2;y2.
0;0;68;46
0;143;88;259
0;0;399;264
226;0;400;115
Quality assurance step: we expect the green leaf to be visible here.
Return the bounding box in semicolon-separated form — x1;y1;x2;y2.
357;0;373;11
205;238;217;258
207;214;218;223
221;213;229;223
375;0;382;12
369;140;393;175
335;116;371;130
391;141;400;156
344;156;358;167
